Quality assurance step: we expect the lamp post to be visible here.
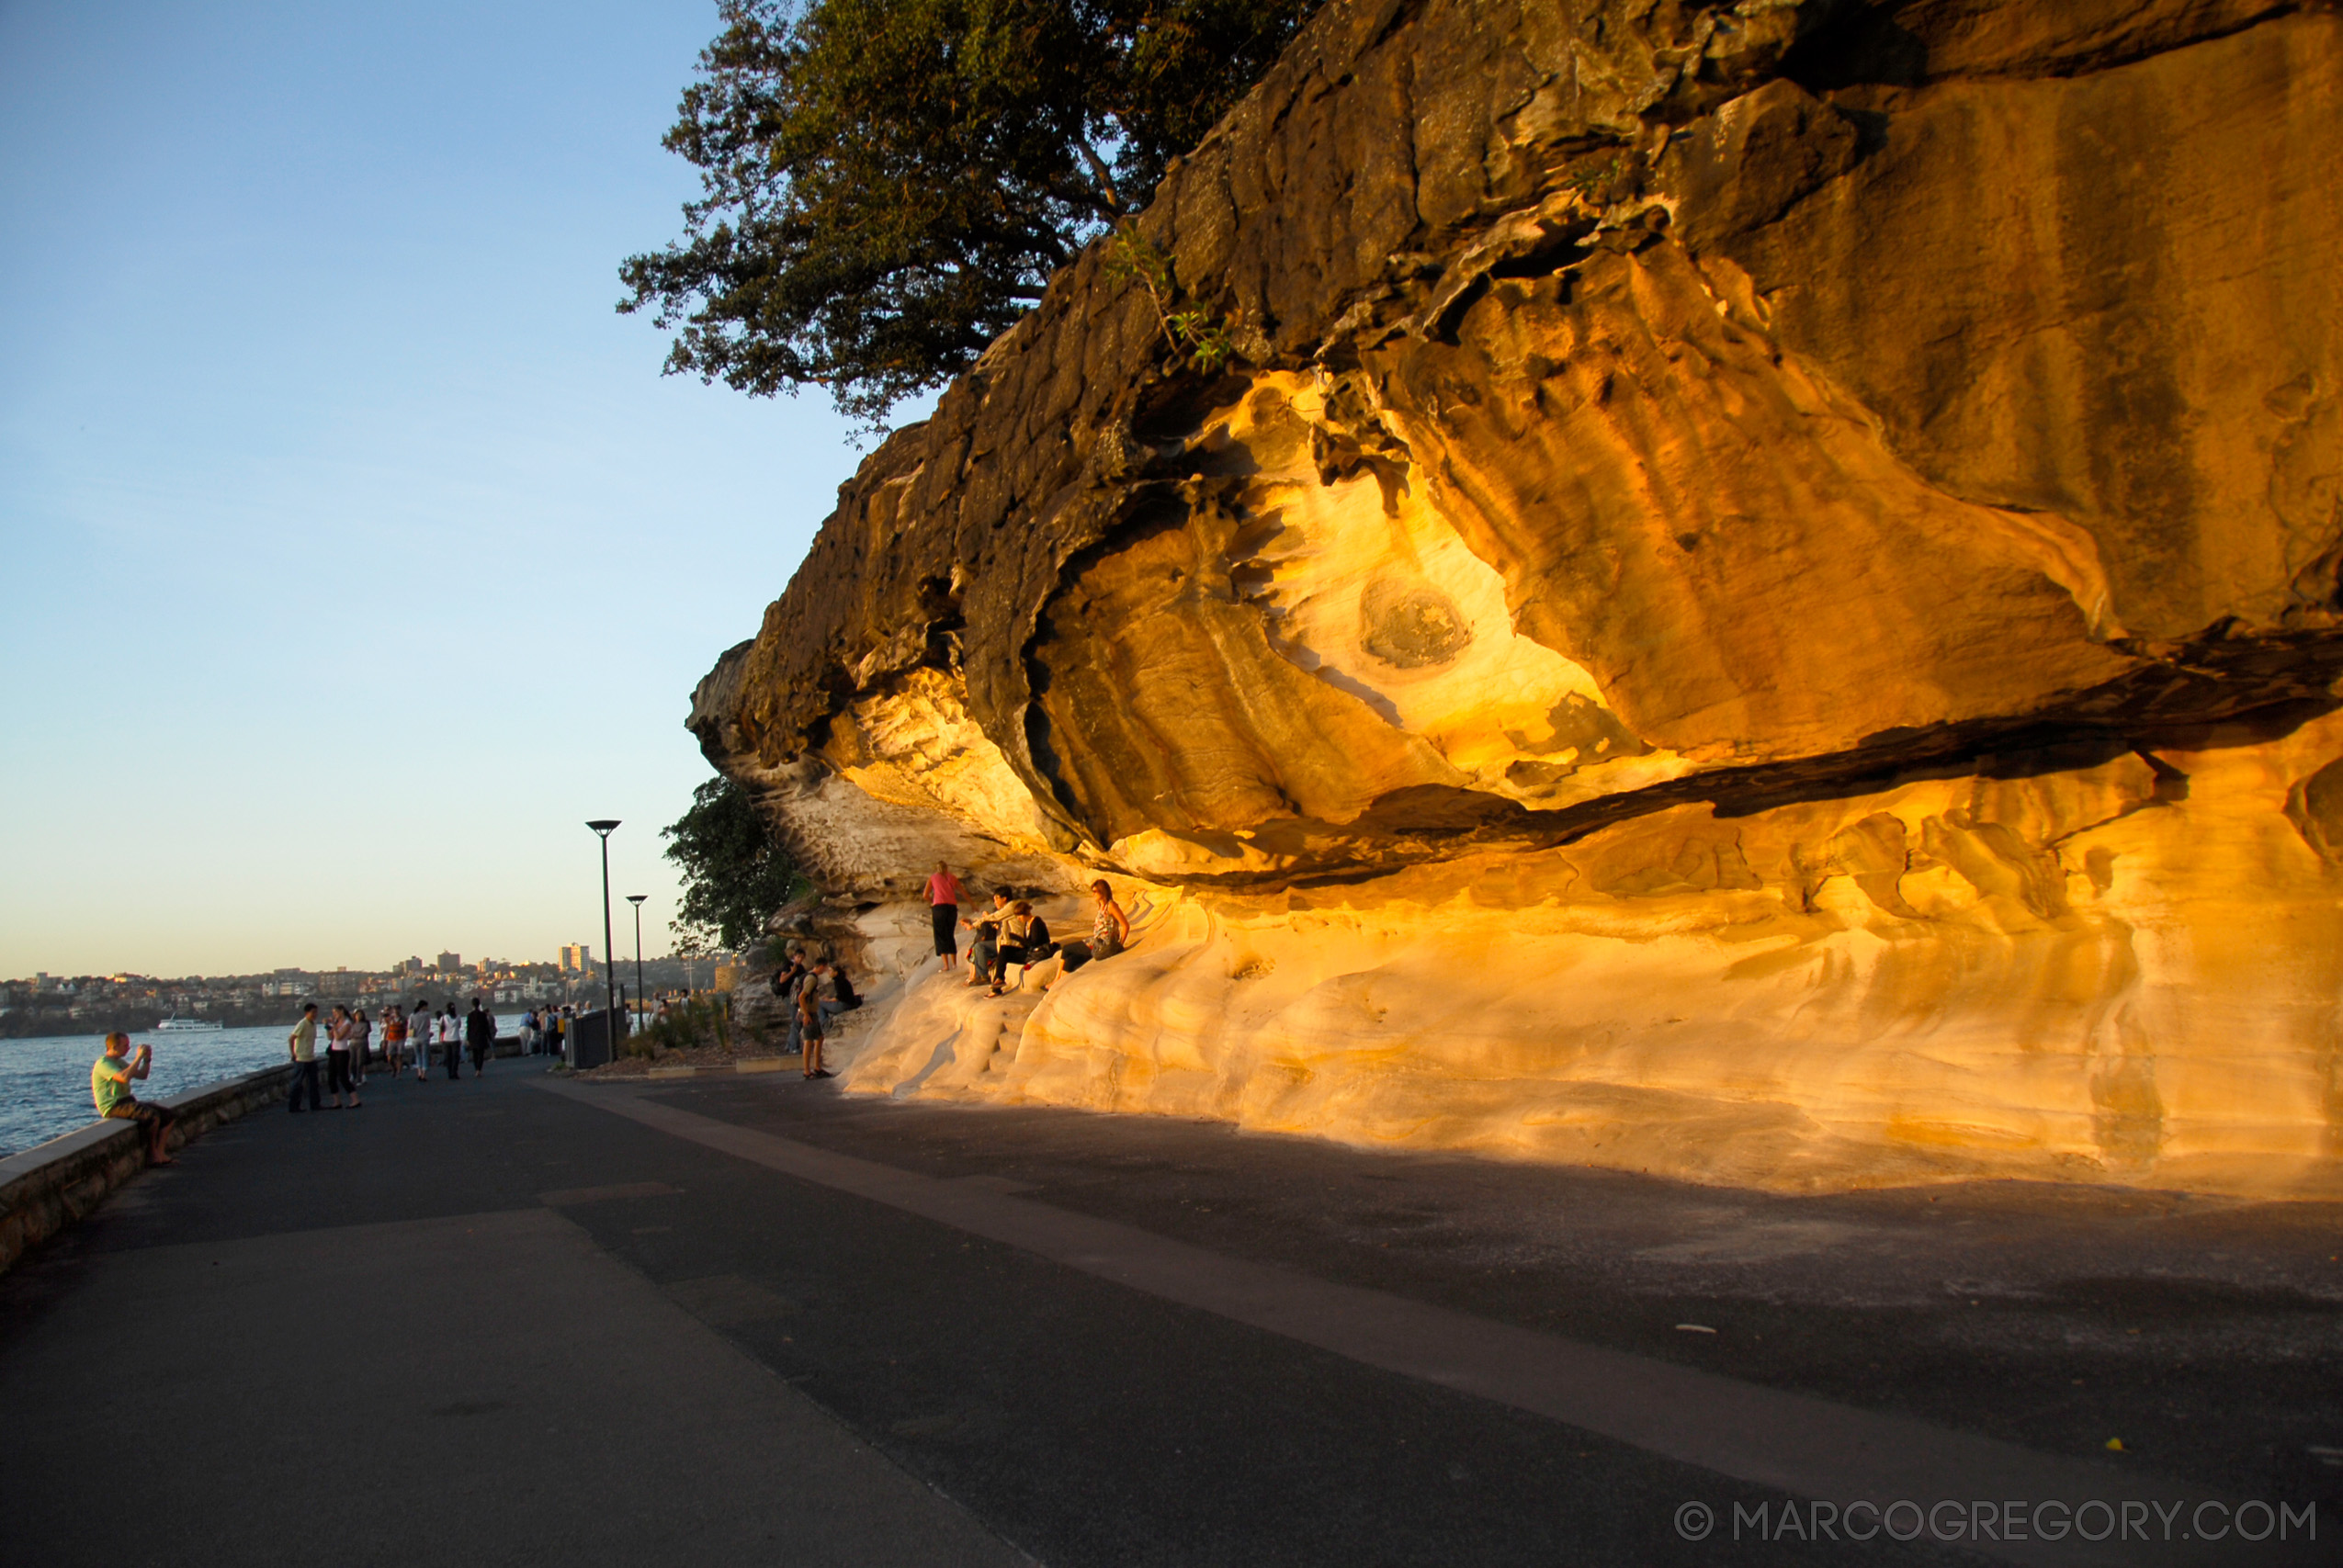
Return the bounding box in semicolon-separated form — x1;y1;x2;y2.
627;896;647;1032
585;820;620;1035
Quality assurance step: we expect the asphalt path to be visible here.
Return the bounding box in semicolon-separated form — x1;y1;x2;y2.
2;1061;2335;1566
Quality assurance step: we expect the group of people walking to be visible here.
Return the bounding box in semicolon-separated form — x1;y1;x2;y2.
282;998;582;1111
926;863;1131;997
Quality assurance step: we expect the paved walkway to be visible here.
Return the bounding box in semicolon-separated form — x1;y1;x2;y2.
2;1063;2335;1565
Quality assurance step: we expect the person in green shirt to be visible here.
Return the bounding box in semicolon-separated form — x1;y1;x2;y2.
286;1003;323;1112
92;1032;175;1166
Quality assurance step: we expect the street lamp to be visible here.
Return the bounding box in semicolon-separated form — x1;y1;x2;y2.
586;820;620;1033
626;896;647;1032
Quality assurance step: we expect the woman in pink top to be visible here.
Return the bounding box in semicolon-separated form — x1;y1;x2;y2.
324;1004;361;1110
925;860;965;970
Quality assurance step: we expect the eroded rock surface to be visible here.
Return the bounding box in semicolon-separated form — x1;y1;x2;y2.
693;0;2343;1194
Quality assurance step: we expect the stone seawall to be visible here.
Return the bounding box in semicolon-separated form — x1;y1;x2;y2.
0;1064;297;1276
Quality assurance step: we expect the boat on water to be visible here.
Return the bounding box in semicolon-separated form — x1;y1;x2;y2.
153;1015;225;1032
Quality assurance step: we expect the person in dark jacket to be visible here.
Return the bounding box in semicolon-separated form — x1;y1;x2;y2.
464;998;493;1076
990;902;1051;996
768;945;810;1055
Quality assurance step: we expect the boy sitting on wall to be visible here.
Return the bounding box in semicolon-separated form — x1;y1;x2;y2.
92;1032;175;1166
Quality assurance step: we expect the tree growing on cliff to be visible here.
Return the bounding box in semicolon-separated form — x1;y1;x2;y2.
662;775;801;954
617;0;1315;428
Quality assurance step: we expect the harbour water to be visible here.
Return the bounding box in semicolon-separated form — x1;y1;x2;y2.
0;1027;298;1159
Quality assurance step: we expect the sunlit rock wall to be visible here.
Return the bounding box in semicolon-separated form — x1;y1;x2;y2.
692;0;2343;1195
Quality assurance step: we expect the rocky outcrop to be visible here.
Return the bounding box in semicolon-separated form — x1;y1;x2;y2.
692;0;2343;1194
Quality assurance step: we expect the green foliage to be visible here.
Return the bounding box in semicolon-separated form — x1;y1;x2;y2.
634;996;736;1057
1102;221;1237;372
617;0;1313;429
1559;155;1623;194
662;776;800;956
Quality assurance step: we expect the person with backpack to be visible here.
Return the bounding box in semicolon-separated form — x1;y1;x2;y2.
769;945;809;1055
798;957;846;1079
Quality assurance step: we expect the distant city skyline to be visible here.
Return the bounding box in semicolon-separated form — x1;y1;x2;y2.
1;946;734;1038
6;940;720;986
2;946;721;984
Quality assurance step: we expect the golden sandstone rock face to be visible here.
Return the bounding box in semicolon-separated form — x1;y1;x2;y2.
691;0;2343;1194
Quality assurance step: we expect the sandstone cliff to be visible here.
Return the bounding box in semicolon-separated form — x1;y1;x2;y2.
691;0;2343;1194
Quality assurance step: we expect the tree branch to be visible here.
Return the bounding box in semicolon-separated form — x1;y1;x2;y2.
1073;135;1124;216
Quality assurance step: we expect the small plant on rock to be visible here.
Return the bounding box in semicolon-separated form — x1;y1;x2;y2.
1104;223;1239;374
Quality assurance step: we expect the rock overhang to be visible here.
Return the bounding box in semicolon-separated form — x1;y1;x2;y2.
688;0;2343;1194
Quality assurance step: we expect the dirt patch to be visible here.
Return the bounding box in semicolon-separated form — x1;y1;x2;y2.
580;999;883;1079
582;1045;796;1079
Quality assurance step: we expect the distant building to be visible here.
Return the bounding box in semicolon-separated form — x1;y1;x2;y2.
560;943;591;974
436;952;460;973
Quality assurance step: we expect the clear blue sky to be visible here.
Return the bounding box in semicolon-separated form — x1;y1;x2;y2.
0;0;870;977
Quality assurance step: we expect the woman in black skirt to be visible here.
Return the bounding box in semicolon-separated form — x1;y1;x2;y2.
925;860;966;971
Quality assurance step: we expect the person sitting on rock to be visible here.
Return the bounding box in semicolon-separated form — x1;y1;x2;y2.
1056;879;1132;976
964;889;1013;989
990;901;1052;996
92;1032;175;1165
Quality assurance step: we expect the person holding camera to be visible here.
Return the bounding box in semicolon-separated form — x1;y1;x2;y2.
92;1032;175;1165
